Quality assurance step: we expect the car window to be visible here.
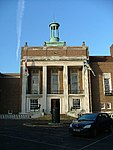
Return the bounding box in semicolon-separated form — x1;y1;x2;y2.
78;114;97;121
97;113;110;121
102;113;109;119
97;114;103;121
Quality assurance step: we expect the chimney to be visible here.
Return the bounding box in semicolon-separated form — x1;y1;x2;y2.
82;41;86;46
110;44;113;56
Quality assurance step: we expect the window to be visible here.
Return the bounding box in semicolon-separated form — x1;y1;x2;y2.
30;99;38;110
31;70;40;94
30;99;40;111
103;73;112;94
73;99;80;109
48;67;63;94
51;69;59;93
101;102;105;109
106;103;111;109
104;78;110;92
70;69;79;94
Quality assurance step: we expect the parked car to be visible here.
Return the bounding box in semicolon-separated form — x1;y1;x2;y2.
69;113;113;137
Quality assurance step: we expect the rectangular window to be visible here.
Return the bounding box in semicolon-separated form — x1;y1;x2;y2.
73;99;80;109
104;78;110;92
103;73;112;94
30;99;39;111
101;102;105;110
31;70;40;94
106;103;111;109
47;67;63;94
51;69;59;94
70;69;79;94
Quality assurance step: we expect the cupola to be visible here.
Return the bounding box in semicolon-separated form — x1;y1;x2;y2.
49;22;60;42
44;21;66;46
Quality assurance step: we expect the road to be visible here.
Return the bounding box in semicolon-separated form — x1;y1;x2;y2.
0;120;113;150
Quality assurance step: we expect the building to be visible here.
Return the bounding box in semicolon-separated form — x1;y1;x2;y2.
0;73;21;114
90;45;113;116
21;22;91;117
0;22;113;118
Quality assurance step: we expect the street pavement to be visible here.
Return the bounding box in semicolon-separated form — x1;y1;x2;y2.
0;119;113;150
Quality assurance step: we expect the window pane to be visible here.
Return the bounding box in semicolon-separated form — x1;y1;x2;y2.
70;72;79;94
73;99;80;109
30;99;39;110
101;103;105;109
106;103;111;109
104;78;110;92
32;73;40;94
51;69;58;93
103;73;112;94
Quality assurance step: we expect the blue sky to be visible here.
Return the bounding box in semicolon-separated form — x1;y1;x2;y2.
0;0;113;73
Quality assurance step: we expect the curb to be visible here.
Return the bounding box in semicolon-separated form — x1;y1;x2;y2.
23;121;70;128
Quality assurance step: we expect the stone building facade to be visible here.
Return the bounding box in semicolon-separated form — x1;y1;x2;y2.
21;22;90;117
0;22;113;118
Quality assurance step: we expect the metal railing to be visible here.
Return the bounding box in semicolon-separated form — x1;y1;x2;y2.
27;90;42;94
0;114;31;119
68;90;84;94
47;90;64;94
27;89;84;95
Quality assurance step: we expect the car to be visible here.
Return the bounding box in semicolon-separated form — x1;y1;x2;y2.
69;112;113;137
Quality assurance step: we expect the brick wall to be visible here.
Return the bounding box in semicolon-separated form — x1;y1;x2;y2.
21;46;88;58
89;56;113;112
0;74;21;114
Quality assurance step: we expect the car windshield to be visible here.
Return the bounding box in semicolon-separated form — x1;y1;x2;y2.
78;114;97;121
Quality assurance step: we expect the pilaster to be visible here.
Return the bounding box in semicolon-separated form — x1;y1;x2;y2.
43;66;47;112
84;67;90;112
63;65;68;112
21;65;27;114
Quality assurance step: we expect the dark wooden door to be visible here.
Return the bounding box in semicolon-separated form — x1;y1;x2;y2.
51;99;60;113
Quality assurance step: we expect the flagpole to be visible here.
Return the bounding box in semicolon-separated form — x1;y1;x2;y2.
84;59;96;76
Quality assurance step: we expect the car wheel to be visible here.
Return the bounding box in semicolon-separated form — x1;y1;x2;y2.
91;128;97;137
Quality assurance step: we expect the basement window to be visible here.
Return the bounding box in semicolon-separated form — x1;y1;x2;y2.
101;102;105;110
106;103;111;109
73;99;80;109
30;99;39;111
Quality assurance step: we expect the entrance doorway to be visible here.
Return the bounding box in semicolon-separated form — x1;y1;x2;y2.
51;99;60;113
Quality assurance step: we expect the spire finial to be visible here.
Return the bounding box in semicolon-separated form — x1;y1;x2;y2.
53;15;56;22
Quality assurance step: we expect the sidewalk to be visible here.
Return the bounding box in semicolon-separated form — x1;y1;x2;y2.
23;114;75;127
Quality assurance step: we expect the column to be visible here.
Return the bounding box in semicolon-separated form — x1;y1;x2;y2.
84;67;90;112
21;65;27;114
43;66;47;113
63;65;68;113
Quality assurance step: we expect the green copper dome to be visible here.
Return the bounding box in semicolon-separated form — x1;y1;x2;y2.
44;22;66;46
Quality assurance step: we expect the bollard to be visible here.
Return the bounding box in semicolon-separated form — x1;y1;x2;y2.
52;108;60;123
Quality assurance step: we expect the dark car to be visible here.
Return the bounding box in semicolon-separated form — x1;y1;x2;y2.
69;113;113;137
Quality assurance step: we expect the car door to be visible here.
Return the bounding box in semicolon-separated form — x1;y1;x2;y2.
96;114;106;132
102;113;111;130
